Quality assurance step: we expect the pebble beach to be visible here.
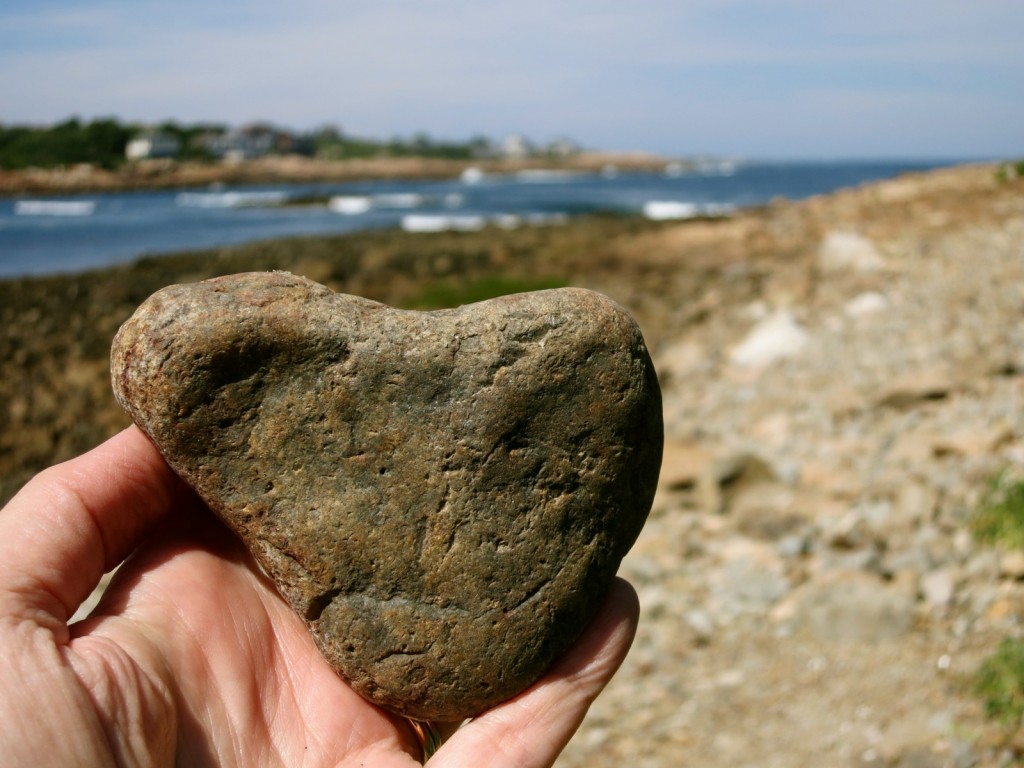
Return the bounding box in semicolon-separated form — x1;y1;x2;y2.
2;161;1023;765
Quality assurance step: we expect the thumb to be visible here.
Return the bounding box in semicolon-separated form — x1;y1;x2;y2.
0;427;185;629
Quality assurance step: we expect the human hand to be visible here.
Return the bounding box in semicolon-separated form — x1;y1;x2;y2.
0;426;639;766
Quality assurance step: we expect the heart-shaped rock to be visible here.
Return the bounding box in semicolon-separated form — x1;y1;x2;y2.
111;271;662;721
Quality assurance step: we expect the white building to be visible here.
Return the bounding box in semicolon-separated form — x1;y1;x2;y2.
501;134;535;159
125;132;180;160
545;137;580;157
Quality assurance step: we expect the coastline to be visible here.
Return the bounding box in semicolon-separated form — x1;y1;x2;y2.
0;161;1005;500
4;161;1024;765
0;150;673;196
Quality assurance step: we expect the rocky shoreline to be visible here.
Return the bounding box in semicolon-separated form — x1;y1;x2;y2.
0;150;672;196
2;162;1024;765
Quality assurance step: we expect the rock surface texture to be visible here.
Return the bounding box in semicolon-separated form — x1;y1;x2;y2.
110;272;663;721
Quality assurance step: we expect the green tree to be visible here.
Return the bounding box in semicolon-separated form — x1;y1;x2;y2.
0;116;131;170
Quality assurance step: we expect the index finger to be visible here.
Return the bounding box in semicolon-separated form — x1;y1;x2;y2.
0;426;185;626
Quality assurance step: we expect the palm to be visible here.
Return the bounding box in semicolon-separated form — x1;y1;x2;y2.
68;508;419;766
0;428;638;767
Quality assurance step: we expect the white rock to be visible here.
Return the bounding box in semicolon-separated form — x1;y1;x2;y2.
729;310;809;368
685;610;715;643
920;569;956;608
844;291;889;317
819;231;886;272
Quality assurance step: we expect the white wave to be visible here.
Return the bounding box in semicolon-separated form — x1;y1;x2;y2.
329;192;425;215
494;214;522;230
460;167;485;184
15;200;96;216
328;196;373;215
695;159;739;176
374;193;423;209
525;212;569;226
664;161;688;178
515;169;577;183
400;211;569;234
643;201;698;220
401;214;486;233
494;212;568;229
176;190;287;208
643;201;734;221
443;193;464;208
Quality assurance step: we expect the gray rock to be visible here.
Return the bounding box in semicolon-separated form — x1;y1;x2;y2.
111;271;663;721
796;572;916;643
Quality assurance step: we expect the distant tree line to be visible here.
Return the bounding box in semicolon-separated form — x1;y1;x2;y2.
312;126;491;162
0;117;223;170
0;118;134;170
0;117;530;170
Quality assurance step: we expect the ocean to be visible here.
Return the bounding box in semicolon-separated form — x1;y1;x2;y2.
0;160;957;278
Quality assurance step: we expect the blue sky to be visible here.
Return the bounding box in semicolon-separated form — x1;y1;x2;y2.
0;1;1020;159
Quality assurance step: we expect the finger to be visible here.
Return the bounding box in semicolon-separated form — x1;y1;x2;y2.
0;426;185;626
85;505;425;767
431;578;639;768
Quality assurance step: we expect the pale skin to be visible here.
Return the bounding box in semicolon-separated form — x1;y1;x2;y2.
0;426;639;766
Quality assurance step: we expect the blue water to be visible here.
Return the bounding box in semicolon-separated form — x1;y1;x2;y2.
0;160;957;278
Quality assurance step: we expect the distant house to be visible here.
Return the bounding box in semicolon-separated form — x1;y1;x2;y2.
199;130;271;162
198;124;295;161
545;137;580;157
125;132;180;160
500;134;535;159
